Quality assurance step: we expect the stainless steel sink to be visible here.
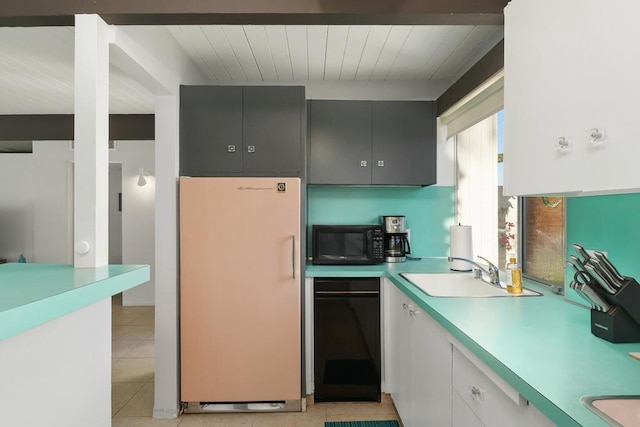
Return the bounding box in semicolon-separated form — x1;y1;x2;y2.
401;273;541;298
582;395;640;426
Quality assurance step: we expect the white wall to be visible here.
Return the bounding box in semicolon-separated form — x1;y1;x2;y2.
110;141;156;305
0;142;71;263
0;154;35;262
436;118;456;187
0;140;155;305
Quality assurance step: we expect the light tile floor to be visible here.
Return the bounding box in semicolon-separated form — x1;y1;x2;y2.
111;295;400;426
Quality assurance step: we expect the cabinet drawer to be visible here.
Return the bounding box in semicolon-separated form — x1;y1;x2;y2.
452;389;484;427
452;346;529;427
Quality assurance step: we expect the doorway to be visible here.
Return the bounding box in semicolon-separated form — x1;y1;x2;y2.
109;163;123;264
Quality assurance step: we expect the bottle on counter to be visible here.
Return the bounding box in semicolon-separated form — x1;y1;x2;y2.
506;255;523;294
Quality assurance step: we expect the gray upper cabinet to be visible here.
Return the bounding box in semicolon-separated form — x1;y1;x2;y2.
180;86;243;176
308;100;436;186
309;101;372;185
372;101;436;186
180;85;305;177
242;86;304;175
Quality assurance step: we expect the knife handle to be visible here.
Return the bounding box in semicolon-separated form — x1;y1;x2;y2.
594;251;626;283
590;258;622;290
581;283;611;312
583;263;616;294
572;243;591;262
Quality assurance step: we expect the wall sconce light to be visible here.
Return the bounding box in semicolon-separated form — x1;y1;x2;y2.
137;168;147;187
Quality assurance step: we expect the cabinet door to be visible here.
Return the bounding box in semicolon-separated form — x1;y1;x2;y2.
388;285;412;423
180;86;243;176
503;0;584;195
525;404;556;427
411;305;452;427
372;101;436;186
452;391;484;427
387;285;452;427
506;0;640;196
309;100;372;184
580;0;640;193
453;345;530;427
242;86;304;176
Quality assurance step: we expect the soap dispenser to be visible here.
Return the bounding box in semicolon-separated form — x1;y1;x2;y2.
506;255;523;294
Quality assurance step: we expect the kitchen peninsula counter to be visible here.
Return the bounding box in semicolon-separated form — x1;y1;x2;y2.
307;260;640;427
0;262;150;340
0;262;150;427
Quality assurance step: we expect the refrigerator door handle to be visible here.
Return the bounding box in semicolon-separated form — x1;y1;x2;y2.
291;235;296;279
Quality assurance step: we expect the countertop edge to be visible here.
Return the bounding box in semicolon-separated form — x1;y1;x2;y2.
0;264;150;340
384;272;582;427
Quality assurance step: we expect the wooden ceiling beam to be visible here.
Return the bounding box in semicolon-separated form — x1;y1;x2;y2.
0;115;154;141
436;39;504;116
0;0;507;26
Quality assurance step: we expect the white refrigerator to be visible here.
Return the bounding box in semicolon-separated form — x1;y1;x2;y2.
179;177;302;412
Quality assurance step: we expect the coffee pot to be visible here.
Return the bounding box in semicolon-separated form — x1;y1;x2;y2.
381;216;411;263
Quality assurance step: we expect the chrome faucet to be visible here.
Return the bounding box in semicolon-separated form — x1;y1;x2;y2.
448;255;501;287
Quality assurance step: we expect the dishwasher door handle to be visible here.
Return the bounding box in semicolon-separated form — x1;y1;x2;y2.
315;290;380;298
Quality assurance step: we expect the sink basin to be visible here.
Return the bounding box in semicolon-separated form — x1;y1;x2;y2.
400;273;541;298
583;396;640;426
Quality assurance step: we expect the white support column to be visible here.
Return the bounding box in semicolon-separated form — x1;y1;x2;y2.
74;14;111;268
153;95;181;418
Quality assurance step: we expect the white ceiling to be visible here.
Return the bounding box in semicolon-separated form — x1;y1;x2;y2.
0;24;503;115
0;27;153;114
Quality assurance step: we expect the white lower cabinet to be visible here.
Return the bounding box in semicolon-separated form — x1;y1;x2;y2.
452;342;528;427
451;338;555;427
387;281;412;420
453;390;484;427
386;280;452;427
385;281;555;427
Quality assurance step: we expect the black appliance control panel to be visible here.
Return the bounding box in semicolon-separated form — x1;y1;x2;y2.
371;229;385;261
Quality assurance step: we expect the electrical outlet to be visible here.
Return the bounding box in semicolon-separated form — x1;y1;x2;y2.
586;249;607;258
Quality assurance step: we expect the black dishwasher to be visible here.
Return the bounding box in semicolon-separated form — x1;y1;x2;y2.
314;277;381;402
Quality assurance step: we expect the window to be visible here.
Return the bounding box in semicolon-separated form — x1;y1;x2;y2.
497;111;517;269
522;197;565;285
448;75;566;287
497;111;566;286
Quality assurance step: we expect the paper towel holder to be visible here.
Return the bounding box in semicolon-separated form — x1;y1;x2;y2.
449;256;473;272
450;224;473;271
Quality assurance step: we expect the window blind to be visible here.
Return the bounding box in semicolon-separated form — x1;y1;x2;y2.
440;71;504;140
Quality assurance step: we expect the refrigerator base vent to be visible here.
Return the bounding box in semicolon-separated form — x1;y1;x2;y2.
182;399;302;414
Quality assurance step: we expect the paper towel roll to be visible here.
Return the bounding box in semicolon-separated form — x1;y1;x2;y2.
450;225;473;271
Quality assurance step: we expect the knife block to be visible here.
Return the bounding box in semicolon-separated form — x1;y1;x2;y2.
600;277;640;326
591;307;640;343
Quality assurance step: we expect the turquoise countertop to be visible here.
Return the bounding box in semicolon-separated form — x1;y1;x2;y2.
0;263;150;340
307;260;640;427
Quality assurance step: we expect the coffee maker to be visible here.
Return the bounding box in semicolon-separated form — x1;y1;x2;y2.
381;215;411;263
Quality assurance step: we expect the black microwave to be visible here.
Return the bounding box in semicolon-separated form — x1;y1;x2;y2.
312;225;385;265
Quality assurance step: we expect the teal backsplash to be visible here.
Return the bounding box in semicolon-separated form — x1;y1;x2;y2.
566;193;640;301
307;186;455;257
